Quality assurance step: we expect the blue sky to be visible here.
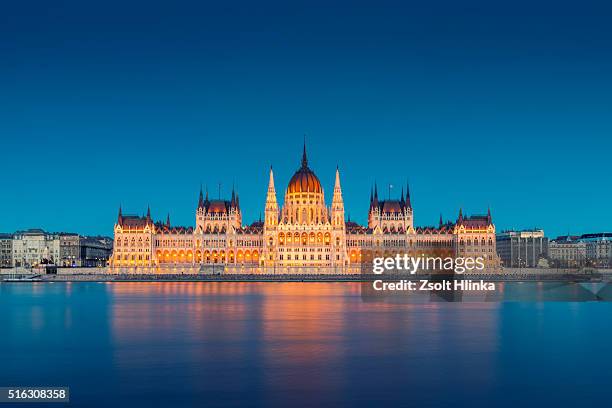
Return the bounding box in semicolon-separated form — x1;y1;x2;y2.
1;0;611;237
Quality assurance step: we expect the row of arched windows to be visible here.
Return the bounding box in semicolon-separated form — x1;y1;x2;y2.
277;232;332;246
460;238;494;246
116;236;150;247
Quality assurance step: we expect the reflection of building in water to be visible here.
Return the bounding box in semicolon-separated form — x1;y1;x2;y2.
260;283;350;366
111;143;498;270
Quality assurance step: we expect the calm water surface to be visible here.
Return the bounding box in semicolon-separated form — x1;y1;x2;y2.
0;282;610;407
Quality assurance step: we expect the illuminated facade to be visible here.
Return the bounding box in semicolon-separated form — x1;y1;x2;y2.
111;144;499;270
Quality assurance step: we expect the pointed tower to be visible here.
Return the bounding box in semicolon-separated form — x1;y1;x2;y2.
487;207;492;225
264;166;279;227
263;165;279;267
368;182;380;229
404;181;414;230
439;214;443;229
405;182;412;208
331;166;345;228
302;136;308;168
166;213;171;228
117;205;123;225
228;184;242;228
331;166;347;267
458;208;464;225
198;185;204;208
146;206;152;224
373;182;379;207
196;185;208;232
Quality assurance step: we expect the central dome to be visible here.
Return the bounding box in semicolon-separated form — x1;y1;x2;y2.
287;143;323;194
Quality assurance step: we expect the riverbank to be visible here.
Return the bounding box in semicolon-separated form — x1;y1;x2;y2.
1;266;611;282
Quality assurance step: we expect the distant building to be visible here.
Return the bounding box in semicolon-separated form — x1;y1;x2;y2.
0;233;13;268
496;230;548;267
59;233;114;267
579;233;611;268
80;236;113;267
60;234;81;266
548;236;587;267
8;229;113;268
12;229;60;267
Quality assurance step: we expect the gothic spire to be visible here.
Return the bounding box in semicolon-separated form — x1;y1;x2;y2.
265;165;278;225
166;213;171;228
332;166;343;205
301;136;308;168
439;213;443;228
458;208;464;224
198;184;204;208
117;205;123;224
373;181;379;207
406;182;412;208
265;166;278;206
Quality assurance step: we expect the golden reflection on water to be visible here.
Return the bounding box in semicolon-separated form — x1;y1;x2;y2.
104;282;501;389
260;283;351;364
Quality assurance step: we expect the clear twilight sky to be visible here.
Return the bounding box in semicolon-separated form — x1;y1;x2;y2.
1;0;611;237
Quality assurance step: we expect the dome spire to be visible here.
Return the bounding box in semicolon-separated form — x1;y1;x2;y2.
302;135;308;168
287;140;322;194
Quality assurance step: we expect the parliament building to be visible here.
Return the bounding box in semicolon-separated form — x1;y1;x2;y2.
111;144;498;270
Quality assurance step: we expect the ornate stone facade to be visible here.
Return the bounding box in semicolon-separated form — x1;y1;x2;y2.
111;144;498;270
